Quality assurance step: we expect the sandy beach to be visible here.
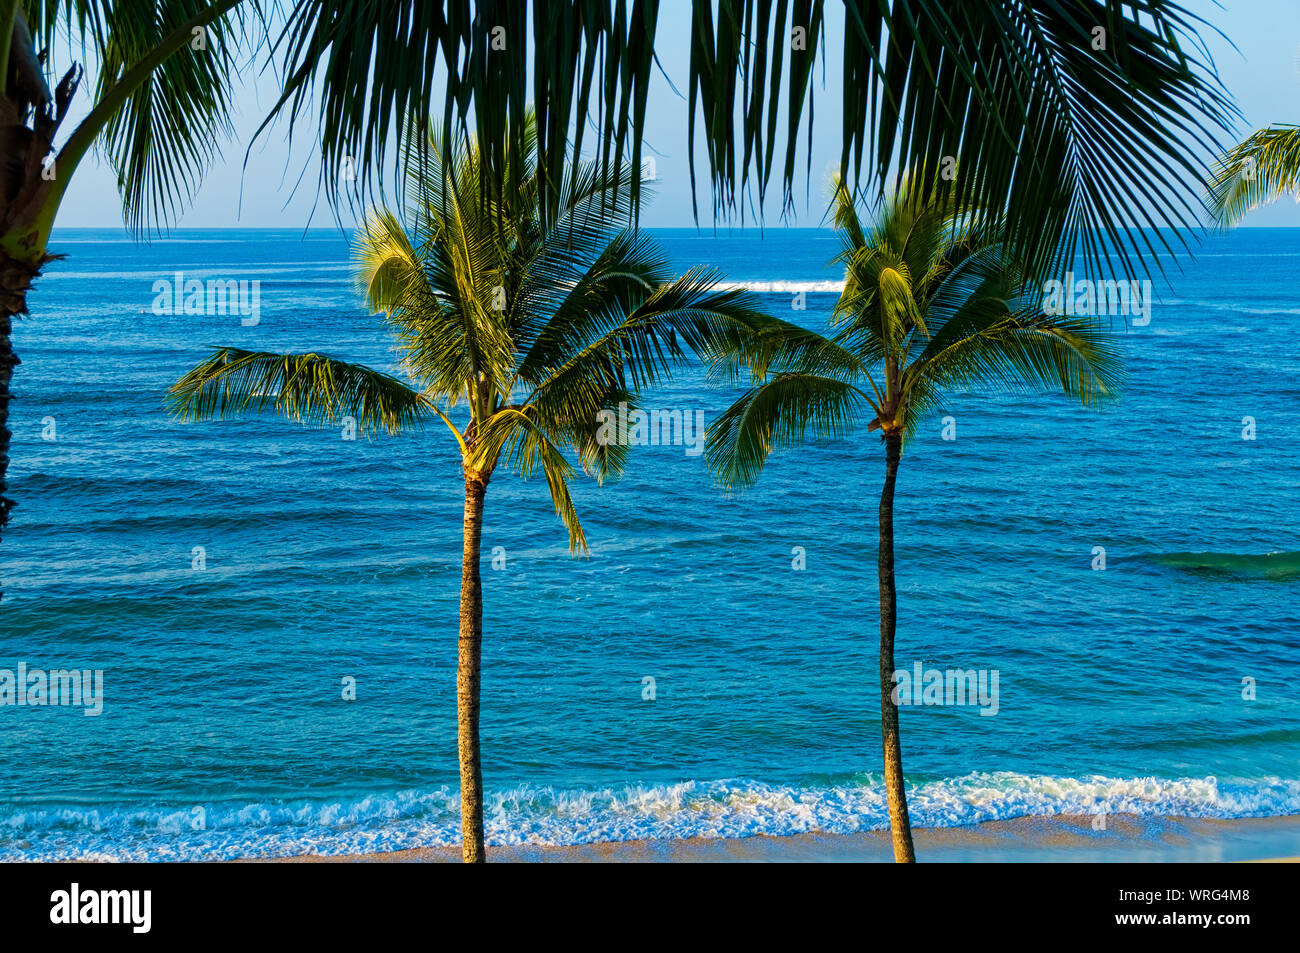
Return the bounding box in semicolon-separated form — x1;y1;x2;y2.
252;814;1300;863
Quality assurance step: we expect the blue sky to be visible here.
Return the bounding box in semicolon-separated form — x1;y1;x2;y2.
52;0;1300;231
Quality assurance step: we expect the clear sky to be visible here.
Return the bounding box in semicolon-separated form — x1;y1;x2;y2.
51;0;1300;232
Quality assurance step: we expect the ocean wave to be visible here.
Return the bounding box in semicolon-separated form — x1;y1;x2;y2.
3;772;1297;861
714;279;845;293
1148;550;1300;581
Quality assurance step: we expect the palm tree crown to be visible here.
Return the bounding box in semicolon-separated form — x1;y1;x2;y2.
707;177;1123;485
173;114;765;549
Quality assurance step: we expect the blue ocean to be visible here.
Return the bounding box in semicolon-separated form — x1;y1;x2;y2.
1;227;1297;860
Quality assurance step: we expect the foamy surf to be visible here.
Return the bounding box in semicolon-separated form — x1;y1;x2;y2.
3;772;1297;862
713;279;846;293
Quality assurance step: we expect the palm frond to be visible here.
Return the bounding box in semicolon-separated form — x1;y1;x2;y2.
84;0;254;235
912;309;1124;409
1207;125;1300;226
264;0;655;227
524;267;767;439
697;1;1236;279
471;407;588;553
168;347;430;436
914;243;1022;354
708;314;868;385
508;160;647;336
240;1;1234;281
354;188;515;412
512;229;671;386
355;206;436;316
705;373;870;489
516;266;767;487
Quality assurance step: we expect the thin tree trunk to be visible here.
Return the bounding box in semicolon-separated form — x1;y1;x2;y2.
877;431;916;862
457;470;489;863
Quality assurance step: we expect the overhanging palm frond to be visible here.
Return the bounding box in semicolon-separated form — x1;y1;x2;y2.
1207;125;1300;226
693;1;1237;279
264;0;657;227
705;373;870;489
55;0;256;235
248;2;1234;281
168;347;430;436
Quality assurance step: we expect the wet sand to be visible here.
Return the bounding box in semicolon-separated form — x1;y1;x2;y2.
249;814;1300;863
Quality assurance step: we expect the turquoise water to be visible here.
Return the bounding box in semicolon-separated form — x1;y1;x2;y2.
1;227;1297;860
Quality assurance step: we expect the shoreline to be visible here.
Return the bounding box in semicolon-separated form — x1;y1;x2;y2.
242;814;1300;863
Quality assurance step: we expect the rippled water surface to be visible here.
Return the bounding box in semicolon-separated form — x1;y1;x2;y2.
1;227;1297;859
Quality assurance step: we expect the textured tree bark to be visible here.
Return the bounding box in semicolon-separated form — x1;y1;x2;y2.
0;307;16;539
457;470;489;863
0;255;39;543
0;6;77;549
877;431;916;862
0;11;86;552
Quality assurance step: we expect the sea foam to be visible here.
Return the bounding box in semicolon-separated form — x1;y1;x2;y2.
3;772;1297;862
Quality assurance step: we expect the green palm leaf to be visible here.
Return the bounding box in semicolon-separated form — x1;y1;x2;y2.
1207;125;1300;226
28;0;257;236
913;310;1122;409
705;373;869;489
707;169;1123;489
168;347;430;436
471;407;589;552
235;1;1234;282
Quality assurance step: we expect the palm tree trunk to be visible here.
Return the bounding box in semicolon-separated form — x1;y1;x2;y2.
0;309;16;539
878;431;916;862
457;470;489;863
0;255;39;544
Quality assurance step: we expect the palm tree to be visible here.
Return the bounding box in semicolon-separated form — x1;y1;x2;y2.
1208;125;1300;225
704;177;1123;861
168;115;765;862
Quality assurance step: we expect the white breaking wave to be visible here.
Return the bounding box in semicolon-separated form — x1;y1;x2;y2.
3;772;1297;862
713;279;845;293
